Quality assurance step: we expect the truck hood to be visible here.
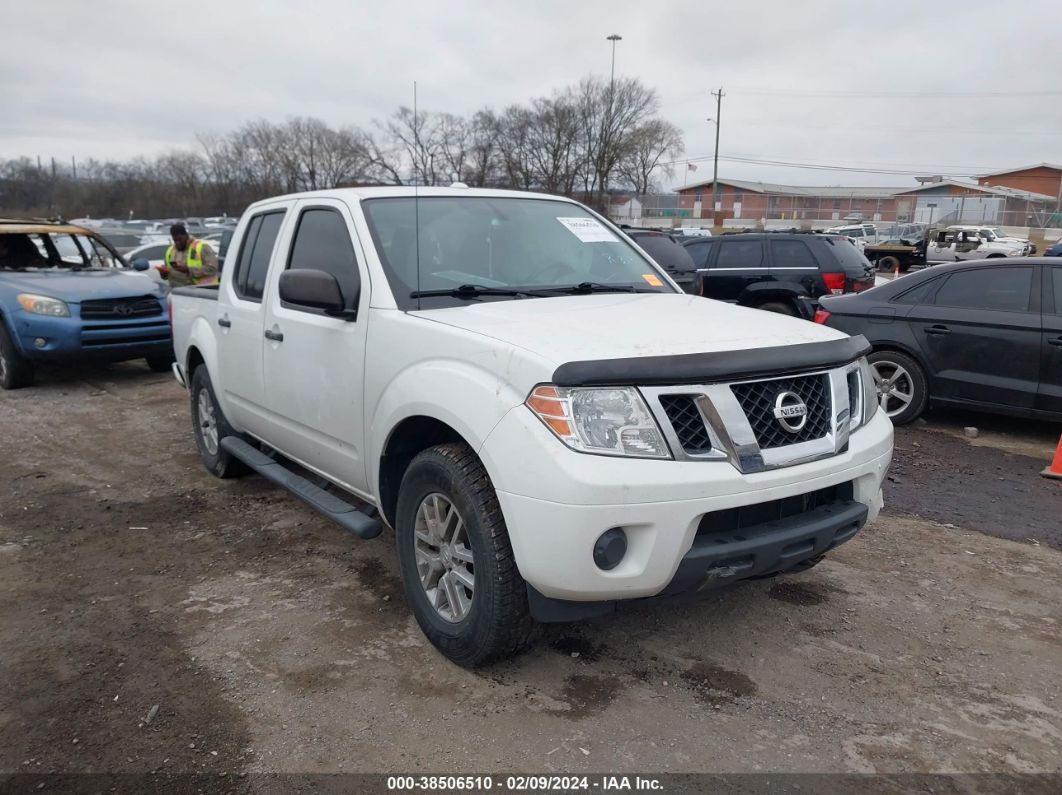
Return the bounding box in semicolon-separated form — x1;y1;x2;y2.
416;293;847;367
0;269;164;303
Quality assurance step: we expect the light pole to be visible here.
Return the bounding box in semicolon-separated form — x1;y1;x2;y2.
606;34;622;95
603;34;622;211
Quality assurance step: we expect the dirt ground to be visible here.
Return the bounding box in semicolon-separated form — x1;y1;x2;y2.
1;361;1060;790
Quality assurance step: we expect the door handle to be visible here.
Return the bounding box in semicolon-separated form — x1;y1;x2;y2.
217;316;232;328
1049;337;1062;348
264;328;284;343
924;325;950;336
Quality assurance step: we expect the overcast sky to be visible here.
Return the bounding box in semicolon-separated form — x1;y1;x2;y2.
4;0;1061;190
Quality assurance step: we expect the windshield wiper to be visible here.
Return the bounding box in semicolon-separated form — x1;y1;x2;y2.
410;284;548;299
543;282;655;295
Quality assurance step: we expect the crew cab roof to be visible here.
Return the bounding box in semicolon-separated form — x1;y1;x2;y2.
0;218;97;236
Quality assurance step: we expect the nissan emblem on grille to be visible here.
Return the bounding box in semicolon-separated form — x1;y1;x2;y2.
772;391;808;433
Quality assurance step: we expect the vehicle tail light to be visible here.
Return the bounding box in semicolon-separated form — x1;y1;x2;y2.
822;272;846;295
814;309;831;324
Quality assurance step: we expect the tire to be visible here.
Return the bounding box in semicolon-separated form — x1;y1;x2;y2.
867;350;928;425
0;323;34;390
757;301;798;317
189;366;249;478
395;442;535;667
878;255;901;272
145;354;175;373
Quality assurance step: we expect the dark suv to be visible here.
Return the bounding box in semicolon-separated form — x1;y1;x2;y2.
622;229;698;293
682;232;875;318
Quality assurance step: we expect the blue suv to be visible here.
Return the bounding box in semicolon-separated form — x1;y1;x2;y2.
0;219;172;389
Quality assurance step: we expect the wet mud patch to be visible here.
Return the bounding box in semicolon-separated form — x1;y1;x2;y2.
548;634;607;663
352;557;406;609
768;580;831;606
550;674;625;720
682;662;758;705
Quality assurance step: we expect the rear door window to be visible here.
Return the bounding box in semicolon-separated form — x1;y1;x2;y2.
715;240;763;269
769;239;818;270
233;211;286;302
933;267;1033;313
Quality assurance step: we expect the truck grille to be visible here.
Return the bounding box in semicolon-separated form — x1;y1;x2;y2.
730;374;832;450
659;395;713;455
80;295;163;320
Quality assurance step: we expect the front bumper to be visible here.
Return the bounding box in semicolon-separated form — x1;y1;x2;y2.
481;407;892;604
11;310;171;362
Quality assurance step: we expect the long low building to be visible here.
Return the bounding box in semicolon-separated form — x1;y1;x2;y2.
671;170;1060;228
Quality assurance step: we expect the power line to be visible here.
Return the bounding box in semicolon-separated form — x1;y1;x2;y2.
663;85;1062;104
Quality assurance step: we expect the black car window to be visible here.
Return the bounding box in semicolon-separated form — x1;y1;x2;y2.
933;267;1033;313
633;235;696;274
823;237;873;276
234;211;285;302
770;239;818;269
715;240;763;269
893;277;940;305
1051;267;1062;315
683;240;715;269
286;208;359;309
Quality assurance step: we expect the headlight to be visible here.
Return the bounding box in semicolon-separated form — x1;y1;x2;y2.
846;358;879;431
526;385;671;459
17;294;70;317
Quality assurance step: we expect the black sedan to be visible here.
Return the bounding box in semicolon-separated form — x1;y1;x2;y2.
817;258;1062;425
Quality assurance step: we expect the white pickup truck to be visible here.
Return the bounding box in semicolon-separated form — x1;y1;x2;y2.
927;226;1031;261
169;187;893;667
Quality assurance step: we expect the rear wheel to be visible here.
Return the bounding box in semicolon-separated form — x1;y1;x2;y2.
757;301;797;317
868;350;928;425
878;255;901;272
0;324;34;390
189;366;248;478
395;442;535;667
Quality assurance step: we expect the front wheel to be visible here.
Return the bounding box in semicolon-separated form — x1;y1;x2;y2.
189;366;248;478
395;443;535;667
0;323;33;390
868;350;928;425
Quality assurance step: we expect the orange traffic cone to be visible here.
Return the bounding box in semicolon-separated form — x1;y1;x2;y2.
1043;435;1062;480
894;259;901;278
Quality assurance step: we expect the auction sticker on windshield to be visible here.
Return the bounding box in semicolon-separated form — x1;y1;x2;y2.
557;216;617;243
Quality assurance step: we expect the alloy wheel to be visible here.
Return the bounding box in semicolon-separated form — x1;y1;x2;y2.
413;493;475;623
870;360;915;419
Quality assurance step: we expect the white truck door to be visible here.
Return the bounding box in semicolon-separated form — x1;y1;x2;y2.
260;199;371;496
217;206;289;436
928;230;956;261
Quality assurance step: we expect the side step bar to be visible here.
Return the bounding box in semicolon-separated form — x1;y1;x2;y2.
220;437;383;539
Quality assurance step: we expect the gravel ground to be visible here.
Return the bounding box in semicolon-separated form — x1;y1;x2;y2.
1;361;1060;791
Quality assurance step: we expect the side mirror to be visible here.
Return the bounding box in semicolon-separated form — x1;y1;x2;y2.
131;258;150;271
279;268;358;320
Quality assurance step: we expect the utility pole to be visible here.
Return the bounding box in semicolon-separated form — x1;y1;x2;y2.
711;88;723;223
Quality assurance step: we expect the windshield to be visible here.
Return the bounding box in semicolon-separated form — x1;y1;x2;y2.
362;197;675;309
0;231;124;270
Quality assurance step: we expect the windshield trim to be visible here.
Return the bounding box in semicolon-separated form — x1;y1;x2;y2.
361;195;677;311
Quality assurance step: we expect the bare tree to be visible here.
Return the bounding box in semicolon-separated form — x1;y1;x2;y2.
615;120;684;195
